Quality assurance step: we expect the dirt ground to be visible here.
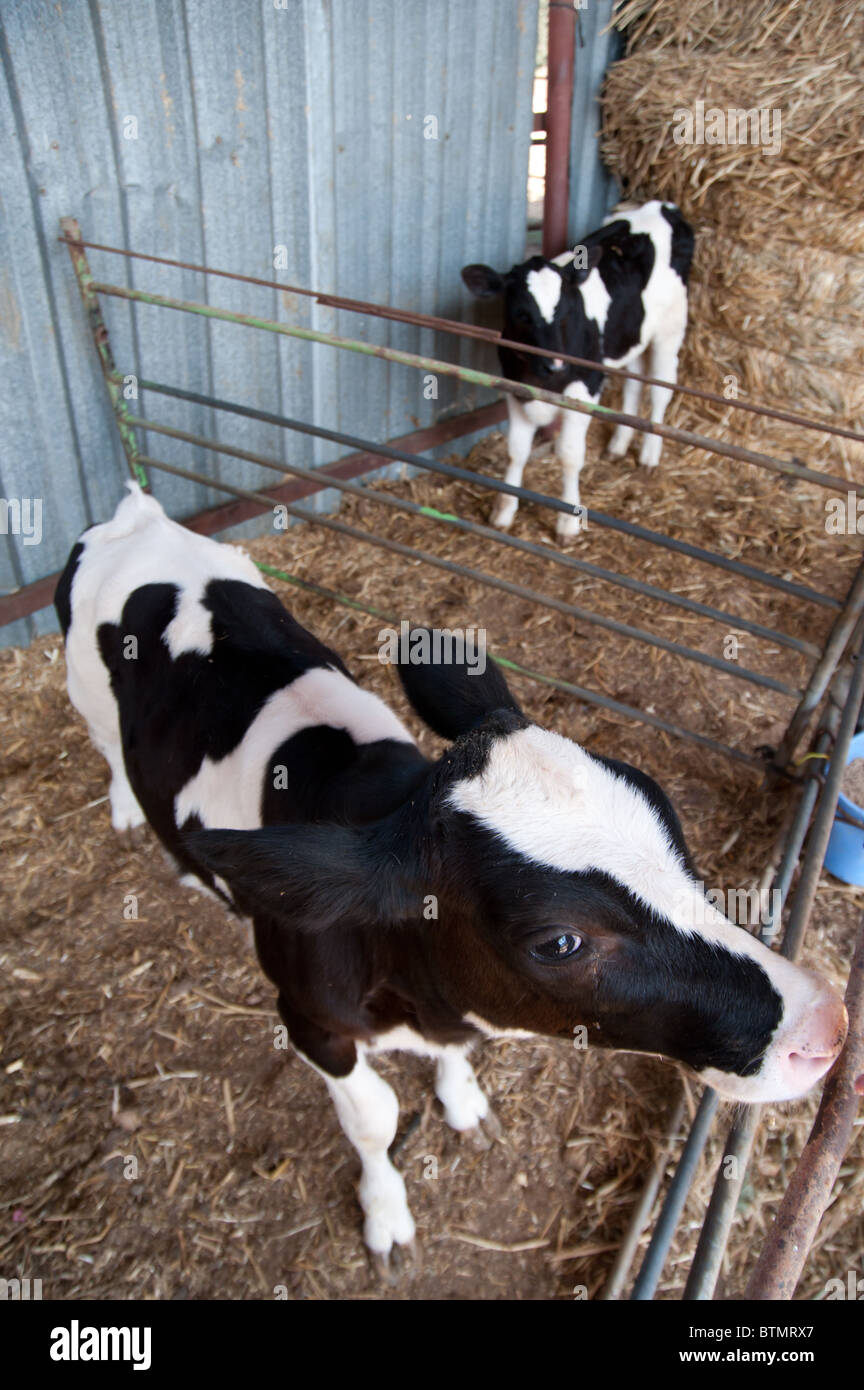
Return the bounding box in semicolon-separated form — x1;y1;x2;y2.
1;422;863;1300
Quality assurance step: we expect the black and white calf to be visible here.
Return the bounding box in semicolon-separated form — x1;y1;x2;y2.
56;486;846;1260
462;199;694;538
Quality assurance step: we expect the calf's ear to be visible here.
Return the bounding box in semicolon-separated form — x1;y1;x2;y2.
394;627;524;739
461;263;505;298
184;820;422;930
566;244;603;285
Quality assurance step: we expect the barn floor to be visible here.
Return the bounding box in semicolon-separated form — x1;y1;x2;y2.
2;422;863;1300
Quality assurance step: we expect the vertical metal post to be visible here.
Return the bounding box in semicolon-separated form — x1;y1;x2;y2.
773;558;864;769
543;2;576;258
683;634;864;1299
683;729;836;1301
746;912;864;1300
599;1094;686;1300
628;621;864;1301
780;639;864;960
682;1108;761;1301
629;1089;721;1300
60;217;148;488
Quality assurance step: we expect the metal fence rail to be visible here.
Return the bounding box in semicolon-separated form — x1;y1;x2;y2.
127;379;845;612
15;217;861;1302
55;234;864;452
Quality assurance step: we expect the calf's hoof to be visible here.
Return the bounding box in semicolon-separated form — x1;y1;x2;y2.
490;502;517;531
479;1106;504;1142
556;511;584;541
110;801;147;834
604;432;633;461
371;1239;421;1286
462;1109;504;1152
360;1166;416;1262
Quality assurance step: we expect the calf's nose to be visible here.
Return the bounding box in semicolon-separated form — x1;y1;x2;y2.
537;356;564;377
784;976;847;1079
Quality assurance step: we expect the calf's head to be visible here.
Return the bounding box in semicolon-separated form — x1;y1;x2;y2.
190;641;846;1105
462;250;601;381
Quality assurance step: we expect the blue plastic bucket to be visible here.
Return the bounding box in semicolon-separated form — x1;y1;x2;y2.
824;729;864;886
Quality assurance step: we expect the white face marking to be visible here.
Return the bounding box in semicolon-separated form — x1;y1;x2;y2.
525;266;563;324
580;268;611;332
448;724;708;934
174;665;415;831
445;725;786;967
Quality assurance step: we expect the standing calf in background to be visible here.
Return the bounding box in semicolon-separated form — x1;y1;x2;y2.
56;486;846;1268
462;199;694;539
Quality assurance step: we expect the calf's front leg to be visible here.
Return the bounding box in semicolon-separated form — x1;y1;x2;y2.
492;394;537;530
278;995;415;1261
315;1051;416;1259
83;719;145;832
639;329;684;468
435;1045;489;1131
606;351;644;459
555;383;597;539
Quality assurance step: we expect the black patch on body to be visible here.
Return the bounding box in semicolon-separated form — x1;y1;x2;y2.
54;541;85;637
661;203;695;284
585;220;654;362
261;727;429;826
95;577;427;883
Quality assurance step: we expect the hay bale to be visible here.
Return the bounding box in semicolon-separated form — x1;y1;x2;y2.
601;54;864;218
611;0;864;61
681;227;864;464
696;235;864;326
599;0;864;472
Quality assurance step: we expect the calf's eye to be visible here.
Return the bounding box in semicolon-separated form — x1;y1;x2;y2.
531;931;583;962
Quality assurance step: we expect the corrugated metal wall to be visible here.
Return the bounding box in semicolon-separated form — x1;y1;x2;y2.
0;0;614;649
568;1;619;241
